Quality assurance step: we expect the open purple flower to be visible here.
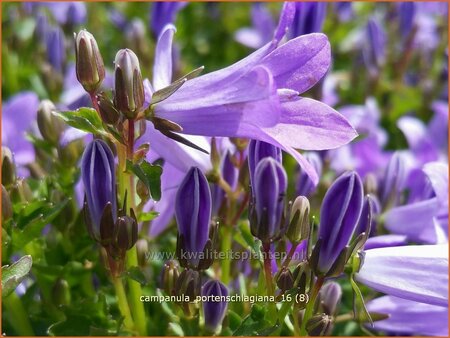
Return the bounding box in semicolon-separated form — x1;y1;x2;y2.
316;171;363;275
81;139;117;239
356;244;448;307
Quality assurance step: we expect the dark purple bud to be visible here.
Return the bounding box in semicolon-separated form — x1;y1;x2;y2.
74;30;105;93
296;152;322;197
248;140;282;189
202;280;228;333
316;171;363;275
81;140;117;239
286;196;310;244
211;151;238;215
2;147;16;187
363;19;386;75
175;269;200;301
292;2;327;37
276;267;294;292
97;93;120;125
319;282;342;316
355;194;380;237
249;157;287;243
306;313;333;336
37;100;65;143
175;167;212;269
2;185;13;221
379;152;406;208
398;2;416;38
114;214;138;251
114;48;145;119
46;25;65;73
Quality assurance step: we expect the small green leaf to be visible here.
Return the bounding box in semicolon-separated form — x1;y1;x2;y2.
54;108;106;136
126;160;163;201
168;322;184;336
151;78;187;105
350;275;373;326
138;211;159;222
2;255;33;299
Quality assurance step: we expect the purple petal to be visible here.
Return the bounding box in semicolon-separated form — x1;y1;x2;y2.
423;162;448;211
262;97;358;150
273;2;296;43
153;24;175;91
356;244;448;307
234;28;265;49
260;33;330;93
251;3;276;43
364;235;408;250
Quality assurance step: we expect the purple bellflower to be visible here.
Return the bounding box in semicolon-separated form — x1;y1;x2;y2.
366;295;448;336
202;280;228;333
249;157;287;243
356;244;448;307
290;2;327;37
315;171;364;275
150;2;186;38
81;139;117;240
398;2;416;39
335;2;353;23
363;18;386;77
248;139;282;188
175;167;213;269
296;151;322;197
364;234;408;250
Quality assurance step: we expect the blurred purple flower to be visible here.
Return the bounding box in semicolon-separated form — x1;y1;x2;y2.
202;280;228;332
356;244;448;307
364;234;408;250
2;92;40;176
296;151;322;197
398;2;416;39
150;2;186;38
44;2;86;25
45;25;65;73
363;18;386;77
335;2;353;22
291;2;327;37
366;296;448;336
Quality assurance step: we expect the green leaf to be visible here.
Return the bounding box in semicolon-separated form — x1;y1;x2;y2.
350;275;373;326
126;160;163;201
48;315;92;336
168;322;184;337
2;255;33;299
54;108;106;136
138;211;159;222
125;266;147;285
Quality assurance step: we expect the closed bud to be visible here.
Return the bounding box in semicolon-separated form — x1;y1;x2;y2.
286;196;310;244
363;173;378;196
249;157;287;243
380;152;406;208
114;214;138;251
248;140;282;188
52;278;71;307
74;30;105;93
306;313;333;336
114;49;145;119
2;147;16;187
58;139;84;167
97;93;120;125
136;179;149;202
81;140;117;240
202;280;228;333
37;100;65;143
316;171;363;276
293;261;311;308
175;269;200;302
10;179;32;204
355;194;380;238
296;152;322;197
2;185;13;221
160;260;180;295
176;167;213;270
319;282;342;316
136;239;149;267
276;267;294;292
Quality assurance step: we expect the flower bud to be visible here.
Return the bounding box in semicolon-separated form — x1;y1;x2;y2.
52;278;71;307
296;152;322;197
355;194;380;237
175;269;201;301
319;282;342;316
286;196;310;244
81;139;117;241
114;214;138;251
248;140;282;187
363;173;378;196
2;185;13;221
202;280;228;333
97;93;120;125
136;239;149;267
249;157;287;243
160;260;180;295
114;48;145;119
175;167;213;270
314;171;363;276
2;147;16;187
363;19;386;77
379;152;406;208
74;30;105;93
306;313;333;336
292;2;327;36
37;100;65;143
58;139;84;167
46;26;65;74
9;179;32;204
276;267;294;292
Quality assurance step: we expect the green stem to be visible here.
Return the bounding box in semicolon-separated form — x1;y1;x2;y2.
281;243;298;270
299;276;324;336
262;242;277;322
112;277;134;331
3;292;34;336
221;225;232;285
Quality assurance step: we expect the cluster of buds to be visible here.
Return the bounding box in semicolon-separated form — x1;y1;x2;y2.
81;139;138;276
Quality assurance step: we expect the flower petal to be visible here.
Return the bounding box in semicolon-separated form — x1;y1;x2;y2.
356;244;448;306
153;24;176;91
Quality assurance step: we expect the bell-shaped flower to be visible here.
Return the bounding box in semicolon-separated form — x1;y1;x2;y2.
202;280;228;333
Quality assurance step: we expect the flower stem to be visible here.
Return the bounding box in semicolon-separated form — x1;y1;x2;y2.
299;276;325;336
281;243;298;270
112;277;134;331
221;225;232;285
262;242;274;296
3;292;34;336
